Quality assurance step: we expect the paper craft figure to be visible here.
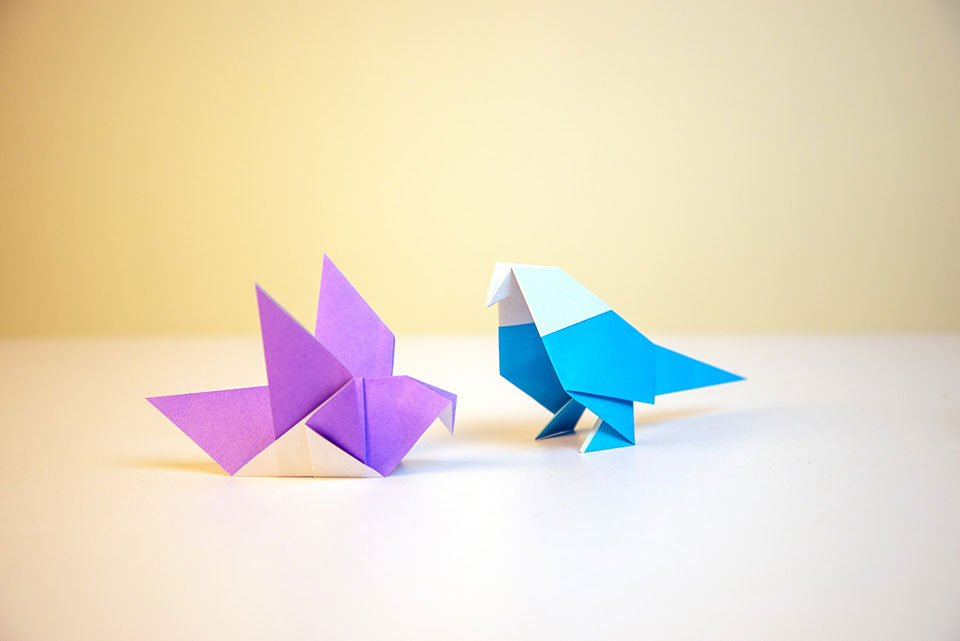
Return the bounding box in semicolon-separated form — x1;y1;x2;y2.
148;256;456;477
486;262;742;453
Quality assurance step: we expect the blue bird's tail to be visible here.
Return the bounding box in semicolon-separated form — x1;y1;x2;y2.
653;345;744;396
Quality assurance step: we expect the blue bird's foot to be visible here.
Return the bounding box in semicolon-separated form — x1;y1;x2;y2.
580;419;634;453
536;398;585;440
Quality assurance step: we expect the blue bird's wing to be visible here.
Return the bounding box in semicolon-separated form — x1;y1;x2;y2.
540;311;743;445
540;310;655;444
541;310;657;405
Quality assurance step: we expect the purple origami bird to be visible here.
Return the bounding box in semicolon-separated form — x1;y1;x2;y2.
147;256;456;477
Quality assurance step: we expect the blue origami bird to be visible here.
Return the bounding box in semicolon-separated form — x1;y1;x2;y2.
486;263;744;452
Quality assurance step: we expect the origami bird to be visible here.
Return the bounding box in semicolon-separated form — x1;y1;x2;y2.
486;262;743;453
147;256;456;477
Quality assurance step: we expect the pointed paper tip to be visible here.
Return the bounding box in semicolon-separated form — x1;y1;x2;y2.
146;394;178;412
440;400;456;434
254;283;276;318
322;255;349;283
254;283;270;305
320;255;349;292
714;370;745;385
430;394;456;434
536;426;575;440
486;262;516;307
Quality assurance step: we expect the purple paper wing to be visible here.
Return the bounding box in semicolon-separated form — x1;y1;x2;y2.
305;378;366;464
147;386;275;475
363;375;453;476
314;256;395;379
257;285;352;436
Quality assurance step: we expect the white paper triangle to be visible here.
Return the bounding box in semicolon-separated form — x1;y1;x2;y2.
485;261;516;306
496;271;535;327
436;401;455;432
305;428;381;478
234;424;314;477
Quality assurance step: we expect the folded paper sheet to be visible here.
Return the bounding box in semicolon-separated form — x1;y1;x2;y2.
148;256;456;477
487;263;742;453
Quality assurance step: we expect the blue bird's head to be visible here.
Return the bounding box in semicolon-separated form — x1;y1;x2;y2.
488;261;610;333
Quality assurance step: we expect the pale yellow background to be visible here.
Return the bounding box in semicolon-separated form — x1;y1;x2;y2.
1;0;958;335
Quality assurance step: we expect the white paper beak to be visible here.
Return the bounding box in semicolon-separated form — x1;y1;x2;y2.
485;262;516;307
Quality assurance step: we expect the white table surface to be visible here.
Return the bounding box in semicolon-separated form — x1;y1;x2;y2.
0;335;958;641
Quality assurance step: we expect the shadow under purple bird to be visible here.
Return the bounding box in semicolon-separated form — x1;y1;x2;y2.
147;256;456;477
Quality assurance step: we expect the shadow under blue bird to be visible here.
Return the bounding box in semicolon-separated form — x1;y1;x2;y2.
487;263;744;452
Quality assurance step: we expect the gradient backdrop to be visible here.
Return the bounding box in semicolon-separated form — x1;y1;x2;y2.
1;0;958;335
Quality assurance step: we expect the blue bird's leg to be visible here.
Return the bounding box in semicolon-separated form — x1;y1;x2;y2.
580;418;634;453
536;398;585;440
